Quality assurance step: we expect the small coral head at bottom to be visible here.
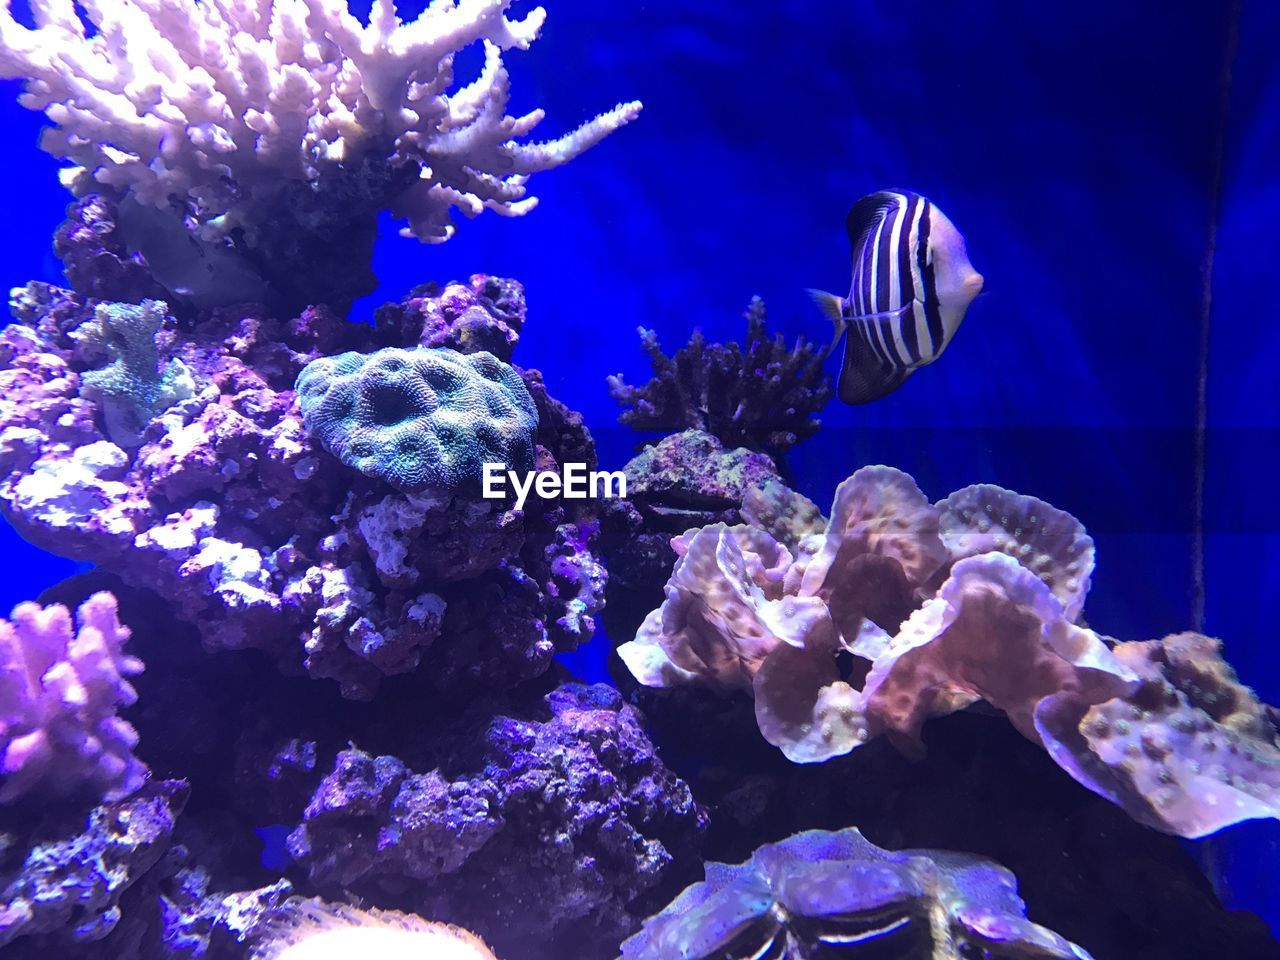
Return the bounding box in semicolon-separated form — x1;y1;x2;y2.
250;898;497;960
619;828;1093;960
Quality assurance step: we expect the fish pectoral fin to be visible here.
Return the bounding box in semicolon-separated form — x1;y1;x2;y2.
845;304;914;322
838;326;911;405
806;289;847;348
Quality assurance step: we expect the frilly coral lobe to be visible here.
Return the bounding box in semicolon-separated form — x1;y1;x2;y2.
620;465;1280;839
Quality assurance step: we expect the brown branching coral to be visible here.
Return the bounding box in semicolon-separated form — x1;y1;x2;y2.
607;298;832;461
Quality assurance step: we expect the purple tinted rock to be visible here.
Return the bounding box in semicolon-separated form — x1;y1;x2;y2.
601;430;780;634
52;196;167;304
1;280;604;700
0;780;187;950
373;274;527;361
284;683;706;960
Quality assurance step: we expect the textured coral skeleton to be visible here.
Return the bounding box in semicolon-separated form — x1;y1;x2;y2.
0;0;641;245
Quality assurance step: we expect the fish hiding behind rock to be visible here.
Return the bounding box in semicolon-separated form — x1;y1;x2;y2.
810;189;983;404
116;196;272;308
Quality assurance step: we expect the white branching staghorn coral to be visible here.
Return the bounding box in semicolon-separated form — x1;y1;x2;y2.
0;0;641;244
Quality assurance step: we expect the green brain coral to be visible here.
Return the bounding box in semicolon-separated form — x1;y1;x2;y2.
295;347;539;495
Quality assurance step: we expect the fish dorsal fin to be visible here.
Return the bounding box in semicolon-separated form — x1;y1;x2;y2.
845;190;908;247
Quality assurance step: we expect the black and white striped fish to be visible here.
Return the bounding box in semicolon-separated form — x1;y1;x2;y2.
810;190;983;405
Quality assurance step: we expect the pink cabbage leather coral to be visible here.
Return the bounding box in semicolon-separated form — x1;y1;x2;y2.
1036;631;1280;838
0;592;146;803
619;466;1280;838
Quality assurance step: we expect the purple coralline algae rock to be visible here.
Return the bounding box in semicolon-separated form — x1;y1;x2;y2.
282;683;706;960
620;827;1094;960
0;592;146;804
52;196;168;305
607;297;832;461
601;430;780;623
0;780;187;950
373;276;527;362
0;276;605;699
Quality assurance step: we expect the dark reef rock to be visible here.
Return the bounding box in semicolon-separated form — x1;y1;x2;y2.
53;195;168;305
601;430;780;643
0;780;188;951
607;297;832;462
7;575;706;960
374;274;527;361
281;683;706;960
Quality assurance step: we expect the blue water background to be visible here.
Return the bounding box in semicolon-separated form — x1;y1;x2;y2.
0;0;1275;928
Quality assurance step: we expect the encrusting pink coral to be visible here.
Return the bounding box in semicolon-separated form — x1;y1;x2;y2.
619;465;1280;838
863;553;1138;751
0;591;146;803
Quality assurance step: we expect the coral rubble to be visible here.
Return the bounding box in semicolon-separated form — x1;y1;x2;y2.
620;827;1094;960
608;298;832;461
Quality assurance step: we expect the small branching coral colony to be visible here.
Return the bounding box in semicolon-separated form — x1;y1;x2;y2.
0;0;1276;959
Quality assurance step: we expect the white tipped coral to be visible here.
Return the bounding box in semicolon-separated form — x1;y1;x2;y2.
250;899;498;960
0;0;641;243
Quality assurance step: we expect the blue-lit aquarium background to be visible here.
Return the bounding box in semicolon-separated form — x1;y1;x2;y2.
1;0;1276;941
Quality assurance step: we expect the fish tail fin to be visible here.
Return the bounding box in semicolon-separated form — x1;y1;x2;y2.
807;289;847;348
